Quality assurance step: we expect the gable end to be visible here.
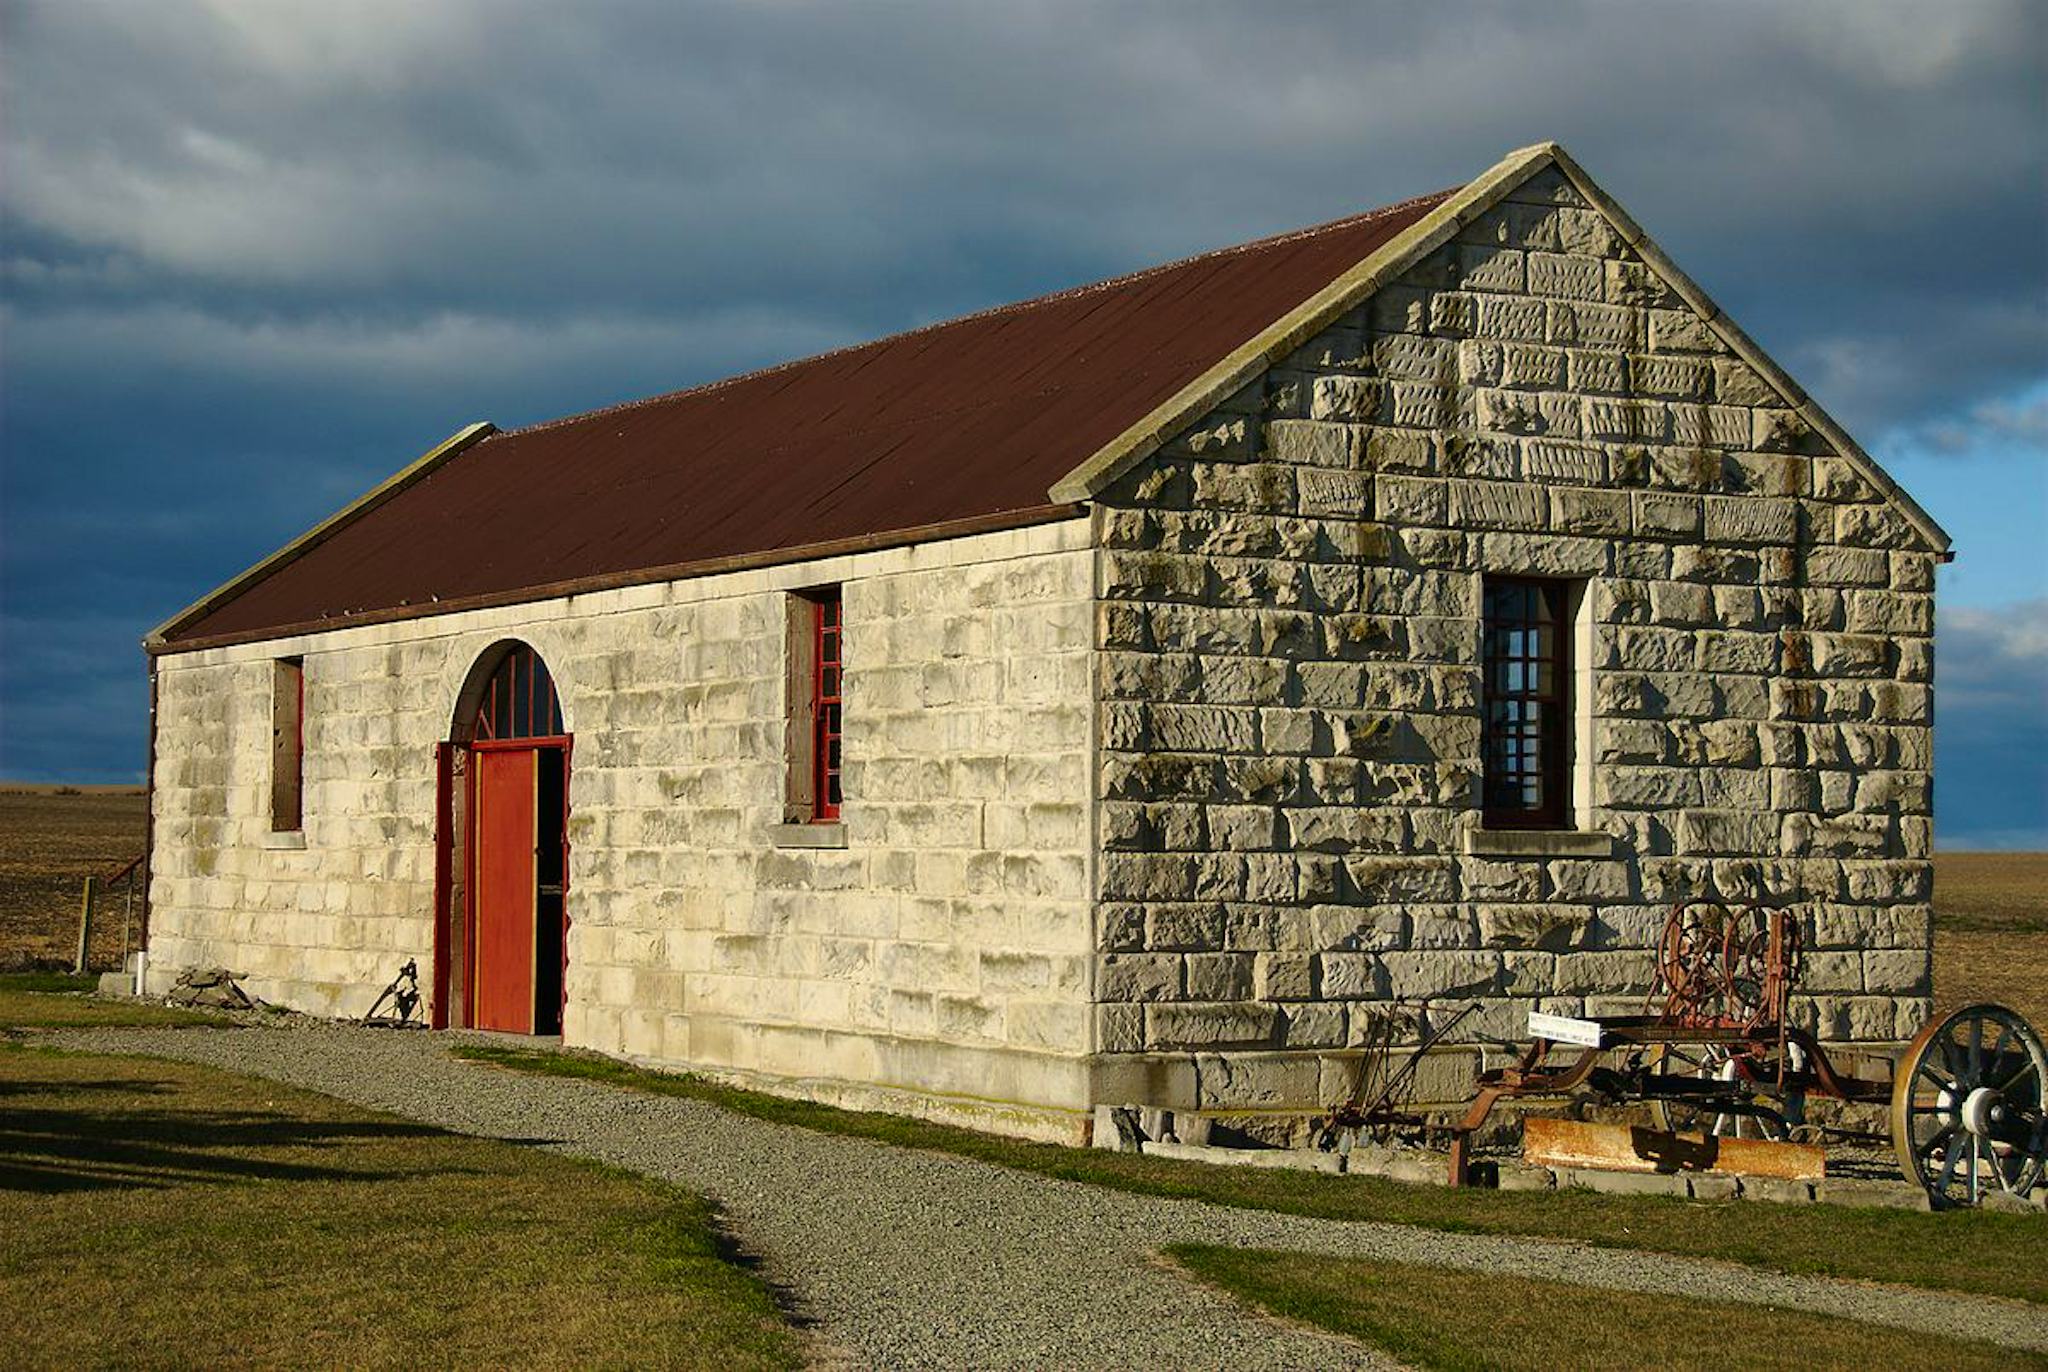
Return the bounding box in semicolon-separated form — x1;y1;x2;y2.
1051;143;1952;560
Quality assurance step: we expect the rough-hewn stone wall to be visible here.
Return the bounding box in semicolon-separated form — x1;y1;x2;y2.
148;518;1098;1136
1091;165;1936;1110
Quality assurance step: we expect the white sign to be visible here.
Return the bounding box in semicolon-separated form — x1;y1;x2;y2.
1529;1011;1604;1048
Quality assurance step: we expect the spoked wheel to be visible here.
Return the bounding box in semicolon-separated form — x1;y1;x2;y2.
1645;1042;1791;1141
1892;1003;2048;1208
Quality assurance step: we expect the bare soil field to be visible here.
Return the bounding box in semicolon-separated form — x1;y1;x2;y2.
1928;851;2048;934
0;787;147;972
0;789;2040;1020
1929;852;2048;1029
1935;931;2048;1031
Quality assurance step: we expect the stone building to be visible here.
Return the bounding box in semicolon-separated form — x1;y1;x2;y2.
144;143;1947;1141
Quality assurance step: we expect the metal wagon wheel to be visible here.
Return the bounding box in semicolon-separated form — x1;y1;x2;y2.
1656;904;1732;1023
1891;1003;2048;1208
1644;1042;1791;1141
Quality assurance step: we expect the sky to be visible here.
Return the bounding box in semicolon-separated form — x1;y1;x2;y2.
2;0;2044;846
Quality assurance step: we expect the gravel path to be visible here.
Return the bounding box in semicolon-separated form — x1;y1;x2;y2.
48;1023;2048;1368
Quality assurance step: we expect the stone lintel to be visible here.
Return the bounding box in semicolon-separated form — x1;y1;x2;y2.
1461;827;1614;859
767;822;850;849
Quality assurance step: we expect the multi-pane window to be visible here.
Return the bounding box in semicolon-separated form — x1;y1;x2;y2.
270;657;304;832
1482;578;1570;829
812;590;843;821
472;643;565;741
786;586;844;824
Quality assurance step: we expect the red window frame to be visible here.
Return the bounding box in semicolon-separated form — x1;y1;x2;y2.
291;663;304;829
473;644;565;742
811;590;843;821
1482;577;1572;829
273;656;305;833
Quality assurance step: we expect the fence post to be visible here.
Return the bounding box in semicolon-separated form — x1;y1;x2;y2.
73;876;96;975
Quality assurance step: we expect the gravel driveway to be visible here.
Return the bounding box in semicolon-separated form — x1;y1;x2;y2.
49;1023;2048;1369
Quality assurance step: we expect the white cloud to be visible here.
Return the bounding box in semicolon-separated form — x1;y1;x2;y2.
1875;381;2048;461
1771;0;2026;86
1948;598;2048;670
186;0;487;81
1921;393;2048;455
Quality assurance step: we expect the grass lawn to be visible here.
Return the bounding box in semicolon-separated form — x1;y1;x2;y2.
455;1042;2048;1306
0;1043;798;1370
0;973;220;1030
2;972;98;993
1164;1245;2018;1372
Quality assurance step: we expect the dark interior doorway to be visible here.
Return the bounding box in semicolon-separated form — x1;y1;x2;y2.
533;747;566;1035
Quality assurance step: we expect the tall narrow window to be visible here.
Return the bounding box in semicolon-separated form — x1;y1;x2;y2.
271;657;304;832
786;586;844;823
812;589;844;821
1482;578;1571;829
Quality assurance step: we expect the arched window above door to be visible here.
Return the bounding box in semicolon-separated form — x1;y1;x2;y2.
472;643;564;741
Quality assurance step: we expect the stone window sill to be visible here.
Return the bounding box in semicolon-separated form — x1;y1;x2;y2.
1462;827;1612;858
261;830;307;851
769;823;847;849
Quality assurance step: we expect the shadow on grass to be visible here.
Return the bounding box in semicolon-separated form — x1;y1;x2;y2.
0;1074;178;1099
624;1206;822;1337
0;1088;458;1195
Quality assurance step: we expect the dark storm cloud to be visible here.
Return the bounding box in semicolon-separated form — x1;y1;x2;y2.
1;0;2044;837
8;1;2042;399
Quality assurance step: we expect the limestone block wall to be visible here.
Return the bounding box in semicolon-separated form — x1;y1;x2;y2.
149;646;442;1012
1089;165;1936;1110
148;517;1098;1130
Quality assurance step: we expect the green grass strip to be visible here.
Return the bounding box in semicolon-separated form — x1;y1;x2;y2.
454;1042;2048;1305
0;978;220;1029
0;972;97;994
1165;1245;2024;1372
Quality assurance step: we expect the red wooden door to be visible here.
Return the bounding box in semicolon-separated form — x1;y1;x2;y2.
472;747;538;1033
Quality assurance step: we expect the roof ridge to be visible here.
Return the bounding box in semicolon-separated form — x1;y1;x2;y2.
495;187;1456;441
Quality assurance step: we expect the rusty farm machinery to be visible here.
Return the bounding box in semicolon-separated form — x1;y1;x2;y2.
1331;903;2047;1209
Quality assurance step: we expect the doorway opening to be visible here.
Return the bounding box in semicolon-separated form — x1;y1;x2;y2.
434;641;570;1034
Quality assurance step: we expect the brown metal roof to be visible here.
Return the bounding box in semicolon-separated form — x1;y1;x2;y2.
165;188;1452;647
